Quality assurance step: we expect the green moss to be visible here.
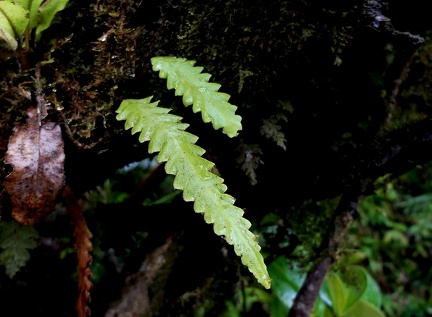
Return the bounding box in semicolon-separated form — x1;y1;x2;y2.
169;0;365;108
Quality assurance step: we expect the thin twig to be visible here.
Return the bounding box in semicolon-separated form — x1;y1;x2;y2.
35;63;47;125
384;52;416;127
61;113;102;150
126;162;165;202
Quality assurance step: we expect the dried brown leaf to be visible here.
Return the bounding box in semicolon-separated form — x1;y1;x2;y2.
5;108;65;225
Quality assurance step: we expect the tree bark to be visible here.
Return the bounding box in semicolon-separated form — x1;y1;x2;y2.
288;194;357;317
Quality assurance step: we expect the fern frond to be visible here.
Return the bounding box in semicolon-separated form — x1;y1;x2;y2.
151;56;242;138
236;143;264;185
116;97;271;289
0;221;38;278
261;118;287;150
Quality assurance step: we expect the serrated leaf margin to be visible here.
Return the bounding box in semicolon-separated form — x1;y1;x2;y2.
116;97;271;288
151;56;242;138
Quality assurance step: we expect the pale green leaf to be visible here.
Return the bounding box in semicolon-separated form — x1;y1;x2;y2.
13;0;44;29
35;0;69;41
323;266;385;316
335;265;369;313
342;300;386;317
355;266;382;308
325;272;347;315
0;28;17;51
0;1;29;50
151;56;242;138
116;97;271;289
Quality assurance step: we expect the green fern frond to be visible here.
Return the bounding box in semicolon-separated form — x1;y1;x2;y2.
0;221;38;278
151;56;242;138
116;97;271;289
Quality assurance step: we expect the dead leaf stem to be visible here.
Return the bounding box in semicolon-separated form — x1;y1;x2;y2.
63;185;93;317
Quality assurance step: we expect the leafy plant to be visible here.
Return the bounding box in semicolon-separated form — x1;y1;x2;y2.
322;266;384;317
0;0;69;280
0;0;68;50
116;56;271;289
259;100;293;151
348;167;432;316
222;256;385;317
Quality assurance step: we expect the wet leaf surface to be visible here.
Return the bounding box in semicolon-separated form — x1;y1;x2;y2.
5;108;65;225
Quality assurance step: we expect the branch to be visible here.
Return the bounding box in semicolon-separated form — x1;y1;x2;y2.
288;193;359;317
385;52;416;126
288;119;432;316
364;0;424;46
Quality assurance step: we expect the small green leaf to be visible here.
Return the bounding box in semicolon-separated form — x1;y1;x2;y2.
325;272;347;315
260;118;287;150
323;266;384;316
35;0;69;41
383;229;409;246
342;300;385;317
151;56;242;137
345;251;368;265
355;266;382;308
341;266;368;311
223;301;241;317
